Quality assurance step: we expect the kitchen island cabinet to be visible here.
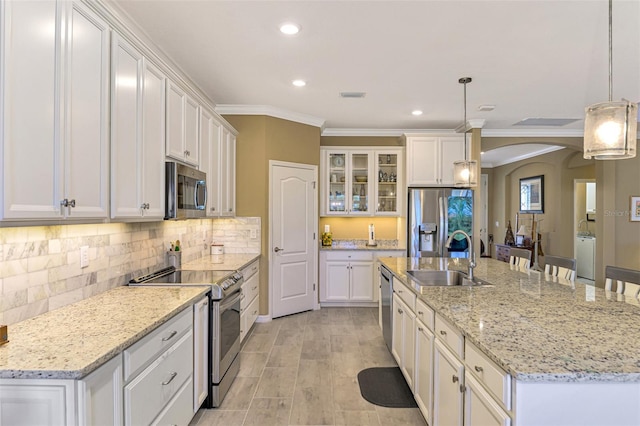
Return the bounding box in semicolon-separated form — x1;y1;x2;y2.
0;286;208;426
381;256;640;426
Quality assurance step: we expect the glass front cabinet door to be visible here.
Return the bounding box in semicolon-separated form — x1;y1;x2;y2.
375;151;401;215
324;150;372;216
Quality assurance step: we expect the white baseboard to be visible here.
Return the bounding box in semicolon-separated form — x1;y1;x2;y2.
255;314;272;323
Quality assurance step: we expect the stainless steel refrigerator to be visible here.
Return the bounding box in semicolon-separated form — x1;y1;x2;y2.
408;188;474;258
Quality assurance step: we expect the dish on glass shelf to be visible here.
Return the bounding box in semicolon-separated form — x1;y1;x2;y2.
331;156;345;167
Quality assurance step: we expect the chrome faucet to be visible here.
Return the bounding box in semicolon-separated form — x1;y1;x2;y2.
578;219;587;231
445;230;475;281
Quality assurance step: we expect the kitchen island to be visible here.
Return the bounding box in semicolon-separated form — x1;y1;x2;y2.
380;256;640;425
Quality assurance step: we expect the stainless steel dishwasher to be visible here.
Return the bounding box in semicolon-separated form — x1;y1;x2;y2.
380;265;393;351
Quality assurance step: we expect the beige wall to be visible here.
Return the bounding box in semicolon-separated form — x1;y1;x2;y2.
596;153;640;283
486;147;595;260
484;135;639;286
224;115;321;316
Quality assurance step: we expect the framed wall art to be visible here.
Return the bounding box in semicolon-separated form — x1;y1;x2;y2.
519;175;544;214
631;196;640;222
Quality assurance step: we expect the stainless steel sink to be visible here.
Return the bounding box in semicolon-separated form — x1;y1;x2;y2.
406;270;491;287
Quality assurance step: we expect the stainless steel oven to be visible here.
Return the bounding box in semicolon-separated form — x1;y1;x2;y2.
129;267;243;408
211;289;241;406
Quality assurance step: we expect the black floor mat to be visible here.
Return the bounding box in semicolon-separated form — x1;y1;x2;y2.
357;367;418;408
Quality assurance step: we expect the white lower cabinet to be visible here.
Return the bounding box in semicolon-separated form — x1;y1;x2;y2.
320;251;375;305
392;293;416;390
0;354;122;426
193;296;209;412
124;330;193;426
414;317;434;425
240;259;260;341
434;338;464;426
78;354;123;425
464;373;511;426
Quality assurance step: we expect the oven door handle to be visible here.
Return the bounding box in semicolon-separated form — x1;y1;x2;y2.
219;290;242;312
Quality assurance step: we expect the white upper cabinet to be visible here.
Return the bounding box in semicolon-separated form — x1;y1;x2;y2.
199;107;221;216
405;134;466;186
1;0;109;220
585;182;596;214
200;109;236;217
220;126;236;217
110;34;166;220
166;80;199;166
321;147;403;217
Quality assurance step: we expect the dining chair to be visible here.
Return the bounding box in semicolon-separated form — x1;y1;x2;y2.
509;248;532;269
604;266;640;296
544;255;577;281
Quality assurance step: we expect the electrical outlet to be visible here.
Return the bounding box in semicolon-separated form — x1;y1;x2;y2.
250;229;257;239
80;246;89;268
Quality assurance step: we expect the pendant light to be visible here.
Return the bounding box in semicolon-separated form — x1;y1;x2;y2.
453;77;478;187
583;0;637;160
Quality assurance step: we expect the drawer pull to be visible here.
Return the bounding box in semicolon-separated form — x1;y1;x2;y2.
397;289;403;293
452;375;459;383
252;310;258;315
162;330;178;341
418;311;423;315
440;330;447;336
252;286;257;291
162;372;178;385
474;365;484;373
418;327;424;332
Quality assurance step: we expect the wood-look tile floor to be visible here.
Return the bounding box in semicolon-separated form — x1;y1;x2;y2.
190;307;427;426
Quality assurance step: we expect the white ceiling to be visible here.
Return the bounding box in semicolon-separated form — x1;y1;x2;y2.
110;0;640;135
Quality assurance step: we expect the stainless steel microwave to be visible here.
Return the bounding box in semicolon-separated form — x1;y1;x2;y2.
165;162;207;220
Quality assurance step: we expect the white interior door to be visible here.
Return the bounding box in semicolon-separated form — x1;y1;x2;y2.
270;161;317;318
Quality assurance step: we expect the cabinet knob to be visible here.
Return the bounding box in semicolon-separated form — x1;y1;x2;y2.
274;247;284;253
397;308;403;314
211;207;216;211
452;375;459;383
418;311;423;315
474;365;484;372
418;327;424;332
440;330;447;336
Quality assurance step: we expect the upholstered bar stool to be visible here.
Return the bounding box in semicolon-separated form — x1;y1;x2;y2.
544;255;577;281
604;266;640;296
509;248;532;269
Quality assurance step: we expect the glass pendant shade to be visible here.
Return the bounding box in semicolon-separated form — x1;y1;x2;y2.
453;159;477;187
584;100;637;160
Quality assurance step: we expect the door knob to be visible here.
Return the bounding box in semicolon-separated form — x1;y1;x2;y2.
274;247;284;252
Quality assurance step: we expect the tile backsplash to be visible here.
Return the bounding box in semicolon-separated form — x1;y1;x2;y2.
0;217;260;325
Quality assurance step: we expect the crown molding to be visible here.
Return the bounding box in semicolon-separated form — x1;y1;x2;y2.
480;128;585;138
214;105;326;129
483;145;567;169
322;128;457;137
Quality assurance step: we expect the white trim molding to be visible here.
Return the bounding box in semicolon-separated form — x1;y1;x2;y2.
215;104;326;129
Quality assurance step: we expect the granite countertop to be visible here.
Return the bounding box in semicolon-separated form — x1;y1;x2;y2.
379;256;640;383
320;239;404;251
0;286;209;380
181;253;260;271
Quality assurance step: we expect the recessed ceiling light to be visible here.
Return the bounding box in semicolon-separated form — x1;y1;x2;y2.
280;23;300;35
292;80;306;87
412;110;423;116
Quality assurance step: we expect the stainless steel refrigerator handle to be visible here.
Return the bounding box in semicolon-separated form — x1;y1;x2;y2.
442;195;450;256
438;196;445;256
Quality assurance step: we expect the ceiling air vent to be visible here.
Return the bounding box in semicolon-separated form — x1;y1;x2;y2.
339;92;366;98
513;118;580;126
